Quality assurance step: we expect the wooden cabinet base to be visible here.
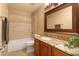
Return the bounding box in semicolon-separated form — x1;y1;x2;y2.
34;39;70;56
52;47;70;56
39;41;52;56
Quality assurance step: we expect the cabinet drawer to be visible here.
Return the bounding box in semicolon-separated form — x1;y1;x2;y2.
39;41;52;56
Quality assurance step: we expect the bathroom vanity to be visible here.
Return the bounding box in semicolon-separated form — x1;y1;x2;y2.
35;39;69;56
34;35;79;56
34;38;70;56
34;3;79;56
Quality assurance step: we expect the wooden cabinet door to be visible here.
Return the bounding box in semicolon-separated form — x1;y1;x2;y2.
34;39;40;56
39;41;51;56
52;47;69;56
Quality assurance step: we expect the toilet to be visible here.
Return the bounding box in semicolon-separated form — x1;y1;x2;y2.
25;39;34;56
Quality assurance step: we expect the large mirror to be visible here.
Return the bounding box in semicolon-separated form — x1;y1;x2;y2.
47;6;72;29
45;3;79;33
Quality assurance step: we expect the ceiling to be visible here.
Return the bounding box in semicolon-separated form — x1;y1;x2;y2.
8;3;43;13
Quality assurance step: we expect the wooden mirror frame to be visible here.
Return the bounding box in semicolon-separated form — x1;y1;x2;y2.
44;3;79;33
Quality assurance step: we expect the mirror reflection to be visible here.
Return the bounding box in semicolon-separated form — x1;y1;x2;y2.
47;6;72;29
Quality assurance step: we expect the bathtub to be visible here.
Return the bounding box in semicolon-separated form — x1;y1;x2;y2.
8;38;34;52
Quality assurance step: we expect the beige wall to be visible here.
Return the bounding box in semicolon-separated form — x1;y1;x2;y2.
0;3;8;18
32;4;45;35
47;6;72;29
8;10;32;40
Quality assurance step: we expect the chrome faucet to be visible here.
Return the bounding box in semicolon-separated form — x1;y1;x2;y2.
46;34;52;37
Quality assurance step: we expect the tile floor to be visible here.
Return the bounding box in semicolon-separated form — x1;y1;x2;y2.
7;48;34;56
7;49;27;56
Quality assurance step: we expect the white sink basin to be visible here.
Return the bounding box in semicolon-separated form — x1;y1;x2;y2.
41;37;52;41
56;44;65;48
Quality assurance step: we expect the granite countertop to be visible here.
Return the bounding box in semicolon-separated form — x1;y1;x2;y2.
34;34;79;56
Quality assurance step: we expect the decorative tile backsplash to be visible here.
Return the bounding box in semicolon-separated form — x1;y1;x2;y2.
44;32;73;41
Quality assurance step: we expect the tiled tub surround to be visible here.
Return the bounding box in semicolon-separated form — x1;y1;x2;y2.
35;34;79;56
